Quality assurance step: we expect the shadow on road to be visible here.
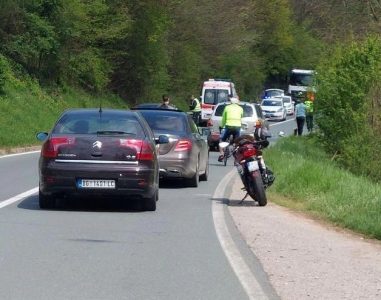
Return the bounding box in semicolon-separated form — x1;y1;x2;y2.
17;194;150;212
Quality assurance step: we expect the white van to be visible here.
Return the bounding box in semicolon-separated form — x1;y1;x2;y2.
200;79;238;125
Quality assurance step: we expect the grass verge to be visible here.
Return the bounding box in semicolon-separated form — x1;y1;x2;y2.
265;135;381;240
0;81;126;149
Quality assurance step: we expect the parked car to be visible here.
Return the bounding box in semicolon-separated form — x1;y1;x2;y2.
261;98;287;121
133;108;209;187
275;95;294;115
262;88;285;99
207;101;267;151
37;108;169;211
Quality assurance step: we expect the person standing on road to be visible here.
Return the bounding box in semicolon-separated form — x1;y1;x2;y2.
159;94;176;109
218;97;243;162
305;99;314;132
295;99;306;136
189;95;201;125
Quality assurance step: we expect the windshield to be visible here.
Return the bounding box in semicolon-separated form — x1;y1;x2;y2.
290;73;313;86
54;111;145;137
262;100;282;107
264;90;283;98
138;111;188;134
203;89;229;105
214;104;253;117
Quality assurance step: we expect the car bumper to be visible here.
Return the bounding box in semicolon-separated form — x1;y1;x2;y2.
39;163;157;199
264;112;284;120
159;158;196;179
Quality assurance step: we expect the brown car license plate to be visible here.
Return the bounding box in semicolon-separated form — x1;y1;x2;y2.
78;179;115;189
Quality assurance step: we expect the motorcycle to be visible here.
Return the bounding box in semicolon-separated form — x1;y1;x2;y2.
231;135;275;206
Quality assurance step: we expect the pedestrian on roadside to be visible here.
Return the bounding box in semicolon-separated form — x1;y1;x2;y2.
189;95;201;125
295;99;306;136
305;98;314;132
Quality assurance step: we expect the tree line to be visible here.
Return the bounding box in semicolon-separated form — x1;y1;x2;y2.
0;0;324;105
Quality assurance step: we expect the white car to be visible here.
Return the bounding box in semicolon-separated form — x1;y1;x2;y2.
261;98;287;121
276;95;294;115
207;101;267;150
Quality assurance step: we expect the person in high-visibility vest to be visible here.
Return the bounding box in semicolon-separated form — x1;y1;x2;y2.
218;97;243;162
305;99;314;132
189;95;201;125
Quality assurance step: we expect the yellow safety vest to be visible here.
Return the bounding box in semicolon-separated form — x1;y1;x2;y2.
191;98;201;112
305;100;314;113
222;103;243;127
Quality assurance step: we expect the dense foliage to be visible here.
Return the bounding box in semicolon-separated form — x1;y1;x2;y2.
0;0;323;105
316;37;381;180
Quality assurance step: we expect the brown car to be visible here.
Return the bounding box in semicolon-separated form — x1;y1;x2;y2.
134;108;209;187
37;108;168;211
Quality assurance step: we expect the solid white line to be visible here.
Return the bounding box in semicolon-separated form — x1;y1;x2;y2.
212;169;269;300
0;150;40;159
268;118;295;128
0;187;38;209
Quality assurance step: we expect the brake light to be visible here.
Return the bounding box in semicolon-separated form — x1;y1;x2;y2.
120;139;154;160
174;139;192;152
207;119;213;127
242;147;256;159
41;137;75;158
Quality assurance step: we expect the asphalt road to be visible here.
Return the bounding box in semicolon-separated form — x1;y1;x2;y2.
0;118;295;300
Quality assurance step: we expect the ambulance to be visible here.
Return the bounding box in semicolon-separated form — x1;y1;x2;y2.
199;79;238;126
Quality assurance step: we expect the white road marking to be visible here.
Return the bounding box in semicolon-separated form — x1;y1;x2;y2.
212;169;269;300
0;150;40;159
0;187;38;209
268;118;295;127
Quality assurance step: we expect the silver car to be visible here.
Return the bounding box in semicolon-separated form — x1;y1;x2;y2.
261;98;287;121
275;95;294;115
207;101;268;150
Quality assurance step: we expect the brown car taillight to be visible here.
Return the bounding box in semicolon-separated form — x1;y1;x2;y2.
174;139;192;152
120;139;154;161
42;137;75;158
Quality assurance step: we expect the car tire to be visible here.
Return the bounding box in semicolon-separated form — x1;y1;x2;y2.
144;190;157;211
39;190;56;209
186;161;199;187
200;157;209;181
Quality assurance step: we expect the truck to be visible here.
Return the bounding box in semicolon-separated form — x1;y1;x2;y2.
288;69;315;102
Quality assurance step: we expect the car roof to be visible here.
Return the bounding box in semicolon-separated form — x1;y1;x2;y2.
62;108;134;115
131;107;183;113
265;88;284;92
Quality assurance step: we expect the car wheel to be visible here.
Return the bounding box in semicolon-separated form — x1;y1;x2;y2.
39;190;56;209
200;157;209;181
144;190;157;211
186;161;199;187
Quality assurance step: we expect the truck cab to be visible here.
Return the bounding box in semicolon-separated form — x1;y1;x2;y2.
288;69;315;102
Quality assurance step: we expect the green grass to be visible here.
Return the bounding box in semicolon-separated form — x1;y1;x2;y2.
266;135;381;239
0;81;126;149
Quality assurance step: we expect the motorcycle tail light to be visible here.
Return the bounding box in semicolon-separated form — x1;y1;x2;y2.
242;147;256;158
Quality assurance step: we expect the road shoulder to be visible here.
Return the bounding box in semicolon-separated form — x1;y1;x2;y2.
228;176;381;300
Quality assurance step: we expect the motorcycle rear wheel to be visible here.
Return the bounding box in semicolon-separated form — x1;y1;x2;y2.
247;170;267;206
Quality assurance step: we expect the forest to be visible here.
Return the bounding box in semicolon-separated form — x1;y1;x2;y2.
2;0;381;179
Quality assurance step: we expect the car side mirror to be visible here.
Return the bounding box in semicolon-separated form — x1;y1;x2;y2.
36;132;49;141
156;135;169;144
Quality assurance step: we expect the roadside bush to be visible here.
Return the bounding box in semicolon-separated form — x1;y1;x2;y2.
0;55;11;94
316;36;381;180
